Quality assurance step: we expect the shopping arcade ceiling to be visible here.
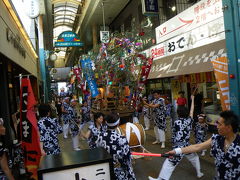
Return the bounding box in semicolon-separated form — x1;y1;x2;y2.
52;0;84;58
51;0;130;66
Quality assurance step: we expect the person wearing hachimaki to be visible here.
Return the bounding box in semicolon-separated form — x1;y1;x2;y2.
88;112;136;180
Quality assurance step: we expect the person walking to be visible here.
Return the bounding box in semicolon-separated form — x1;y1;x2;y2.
61;97;70;138
67;99;81;151
84;112;107;149
148;106;203;180
88;112;136;180
167;110;240;180
38;104;63;155
142;96;151;130
143;90;166;148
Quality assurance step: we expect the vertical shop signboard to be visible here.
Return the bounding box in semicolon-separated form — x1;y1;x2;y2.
211;57;230;110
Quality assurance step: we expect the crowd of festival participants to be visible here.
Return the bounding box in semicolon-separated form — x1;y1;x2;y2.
0;87;239;180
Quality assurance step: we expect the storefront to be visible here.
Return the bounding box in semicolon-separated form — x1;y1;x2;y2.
145;0;227;124
0;0;39;146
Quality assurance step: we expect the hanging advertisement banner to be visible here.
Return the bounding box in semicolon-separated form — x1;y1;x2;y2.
81;58;99;97
55;31;84;47
155;0;223;44
211;56;230;110
151;16;225;61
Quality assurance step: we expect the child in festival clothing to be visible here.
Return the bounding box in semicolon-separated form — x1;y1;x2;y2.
195;114;208;156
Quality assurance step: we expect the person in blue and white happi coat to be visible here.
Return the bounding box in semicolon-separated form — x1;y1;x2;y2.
67;99;81;151
61;97;70;138
86;112;107;149
88;112;136;180
148;106;203;180
142;95;151;130
166;110;240;180
143;90;167;148
81;96;92;128
38;104;63;155
194;114;208;156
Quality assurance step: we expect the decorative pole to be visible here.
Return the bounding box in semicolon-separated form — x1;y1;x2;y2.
222;0;240;117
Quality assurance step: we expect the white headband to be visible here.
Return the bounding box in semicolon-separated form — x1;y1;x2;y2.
106;118;120;127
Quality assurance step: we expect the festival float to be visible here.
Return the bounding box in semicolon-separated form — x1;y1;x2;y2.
72;24;154;156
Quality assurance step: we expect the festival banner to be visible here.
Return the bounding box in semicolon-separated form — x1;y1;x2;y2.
81;58;99;97
73;67;87;94
139;58;153;84
211;57;230;110
20;78;41;179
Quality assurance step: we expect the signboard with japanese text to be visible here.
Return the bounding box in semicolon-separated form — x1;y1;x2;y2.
141;0;159;15
150;16;225;60
155;0;223;44
55;31;84;47
42;162;111;180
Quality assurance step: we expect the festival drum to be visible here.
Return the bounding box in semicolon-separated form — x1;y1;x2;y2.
116;123;146;148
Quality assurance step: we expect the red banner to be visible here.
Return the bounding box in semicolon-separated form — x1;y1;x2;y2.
139;57;153;84
73;67;87;94
20;78;41;179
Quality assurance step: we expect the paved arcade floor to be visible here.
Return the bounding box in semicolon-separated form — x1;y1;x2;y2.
59;118;216;180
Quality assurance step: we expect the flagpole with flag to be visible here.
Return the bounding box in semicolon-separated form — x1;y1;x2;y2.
19;77;41;180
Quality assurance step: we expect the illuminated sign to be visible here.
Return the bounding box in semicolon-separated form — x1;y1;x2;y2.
55;31;84;47
141;0;159;15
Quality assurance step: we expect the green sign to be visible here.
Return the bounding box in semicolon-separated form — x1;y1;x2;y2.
55;31;84;47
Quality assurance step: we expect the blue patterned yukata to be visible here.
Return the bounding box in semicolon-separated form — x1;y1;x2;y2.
62;102;70;125
67;106;80;137
152;98;166;130
195;122;208;144
88;125;136;180
38;117;63;155
211;134;240;180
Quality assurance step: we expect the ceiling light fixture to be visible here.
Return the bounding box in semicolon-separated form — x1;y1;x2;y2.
171;6;176;12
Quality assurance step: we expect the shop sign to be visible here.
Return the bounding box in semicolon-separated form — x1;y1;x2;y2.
141;0;159;15
100;31;110;43
155;0;223;44
25;0;40;18
55;31;84;47
150;16;224;61
6;28;26;58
